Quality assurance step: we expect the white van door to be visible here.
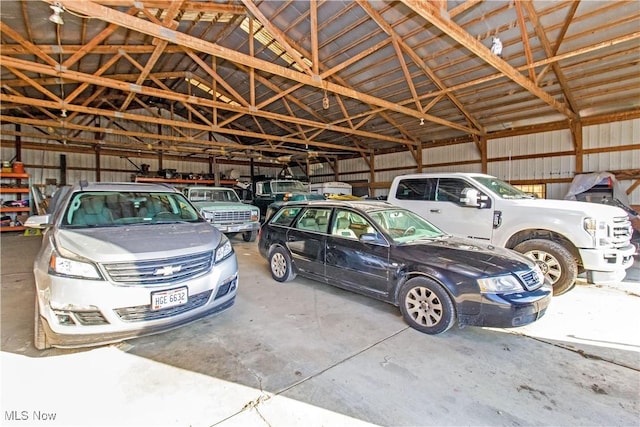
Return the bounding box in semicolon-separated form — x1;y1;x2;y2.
391;177;495;242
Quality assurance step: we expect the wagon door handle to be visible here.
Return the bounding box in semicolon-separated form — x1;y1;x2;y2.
430;209;441;213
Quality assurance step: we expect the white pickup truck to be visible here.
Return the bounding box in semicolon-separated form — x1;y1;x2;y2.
388;173;635;295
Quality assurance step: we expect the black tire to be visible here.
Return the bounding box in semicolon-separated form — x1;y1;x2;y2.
34;295;51;350
513;239;577;296
243;230;257;242
269;246;296;282
398;277;456;335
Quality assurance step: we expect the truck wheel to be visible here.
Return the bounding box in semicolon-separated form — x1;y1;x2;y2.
34;295;51;350
269;246;297;282
243;230;257;242
513;239;577;296
398;277;456;334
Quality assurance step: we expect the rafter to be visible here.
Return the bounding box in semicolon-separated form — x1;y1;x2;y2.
49;0;479;135
404;0;576;120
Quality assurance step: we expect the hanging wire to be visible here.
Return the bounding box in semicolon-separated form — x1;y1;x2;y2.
56;24;65;111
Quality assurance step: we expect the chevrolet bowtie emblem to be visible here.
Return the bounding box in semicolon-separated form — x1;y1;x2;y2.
154;265;182;276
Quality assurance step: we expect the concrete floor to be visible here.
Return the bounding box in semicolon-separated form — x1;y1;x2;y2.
1;232;639;426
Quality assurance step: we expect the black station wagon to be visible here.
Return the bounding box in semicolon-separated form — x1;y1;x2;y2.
258;200;552;334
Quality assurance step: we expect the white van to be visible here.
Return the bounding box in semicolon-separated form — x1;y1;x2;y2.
310;181;353;197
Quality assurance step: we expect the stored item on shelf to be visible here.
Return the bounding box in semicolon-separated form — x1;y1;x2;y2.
3;199;29;207
12;161;24;174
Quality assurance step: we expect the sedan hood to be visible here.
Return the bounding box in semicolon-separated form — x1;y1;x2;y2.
54;222;220;263
400;236;534;276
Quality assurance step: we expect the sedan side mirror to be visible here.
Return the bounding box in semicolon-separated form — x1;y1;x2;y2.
360;233;387;245
25;214;52;229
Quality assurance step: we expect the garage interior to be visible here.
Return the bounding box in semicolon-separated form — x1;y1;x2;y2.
1;1;639;426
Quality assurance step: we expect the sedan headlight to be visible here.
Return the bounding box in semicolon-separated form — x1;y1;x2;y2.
214;234;233;264
477;275;523;294
49;252;101;279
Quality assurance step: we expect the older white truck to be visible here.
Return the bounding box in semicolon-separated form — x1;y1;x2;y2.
388;173;635;295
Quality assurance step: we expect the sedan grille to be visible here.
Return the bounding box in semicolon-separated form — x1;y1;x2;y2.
102;251;213;285
213;211;251;223
516;269;543;291
114;290;212;322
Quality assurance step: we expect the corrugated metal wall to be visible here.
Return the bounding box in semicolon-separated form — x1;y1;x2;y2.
2;118;639;204
358;119;639;202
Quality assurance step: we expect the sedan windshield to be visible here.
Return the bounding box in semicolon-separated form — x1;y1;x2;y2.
369;208;445;243
61;191;202;227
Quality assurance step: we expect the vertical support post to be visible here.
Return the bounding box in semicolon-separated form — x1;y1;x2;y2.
157;122;163;172
480;136;488;173
369;152;375;197
571;120;583;174
214;156;220;186
95;145;101;182
15;124;22;161
60;154;67;186
415;142;423;173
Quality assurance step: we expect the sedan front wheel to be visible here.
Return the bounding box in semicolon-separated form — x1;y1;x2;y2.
399;277;456;334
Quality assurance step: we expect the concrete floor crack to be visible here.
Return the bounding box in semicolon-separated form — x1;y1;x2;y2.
274;326;410;397
515;332;640;372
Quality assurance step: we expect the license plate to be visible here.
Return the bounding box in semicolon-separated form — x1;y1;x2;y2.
151;287;188;311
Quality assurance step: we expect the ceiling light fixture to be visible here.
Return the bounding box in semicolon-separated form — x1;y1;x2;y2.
60;109;67;118
322;89;329;110
420;118;424;126
49;3;65;25
490;36;502;58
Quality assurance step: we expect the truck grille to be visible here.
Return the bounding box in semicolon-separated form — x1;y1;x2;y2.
516;269;543;291
611;215;632;247
213;210;251;223
102;251;213;285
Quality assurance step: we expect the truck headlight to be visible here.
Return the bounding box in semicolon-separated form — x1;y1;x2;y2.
201;210;214;221
251;209;259;221
477;275;523;294
49;252;101;279
214;234;233;264
583;217;611;246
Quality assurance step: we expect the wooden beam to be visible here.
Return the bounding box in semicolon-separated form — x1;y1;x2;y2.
241;0;313;76
0;22;58;67
403;0;576;120
522;1;580;115
0;94;371;155
52;0;479;135
515;1;535;82
357;0;485;133
0;55;412;148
